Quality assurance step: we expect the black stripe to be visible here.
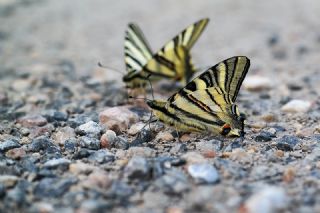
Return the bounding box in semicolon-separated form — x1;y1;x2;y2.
205;89;224;111
227;57;237;99
154;55;176;71
149;102;204;131
179;90;219;118
233;58;250;102
170;102;224;127
125;52;144;68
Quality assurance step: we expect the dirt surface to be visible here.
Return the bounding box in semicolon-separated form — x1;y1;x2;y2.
0;0;320;212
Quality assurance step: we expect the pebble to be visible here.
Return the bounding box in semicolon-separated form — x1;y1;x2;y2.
255;131;276;142
72;148;92;160
5;147;26;159
42;110;68;122
88;150;115;164
28;124;55;139
182;152;207;164
260;113;278;122
155;132;175;142
126;147;155;158
30;136;60;153
77;199;111;213
34;177;77;198
281;99;312;113
43;158;71;170
69;162;96;175
243;187;288;213
76;121;102;138
276;135;301;151
81;170;112;191
100;130;118;149
170;143;187;154
53;126;75;145
0;139;21;152
130;129;153;146
0;175;19;187
187;163;220;184
17;115;48;128
154;169;190;195
124;156;150;180
64;138;77;153
243;75;272;91
196;139;222;152
106;181;134;199
128;122;145;135
79;136;100;150
99;106;139;132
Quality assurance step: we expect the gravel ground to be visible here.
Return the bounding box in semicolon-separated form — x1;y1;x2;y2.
1;0;320;213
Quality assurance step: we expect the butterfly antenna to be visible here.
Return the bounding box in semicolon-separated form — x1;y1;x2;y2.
146;74;154;100
97;62;126;75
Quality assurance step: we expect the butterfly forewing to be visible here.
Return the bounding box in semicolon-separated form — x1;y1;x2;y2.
124;23;153;73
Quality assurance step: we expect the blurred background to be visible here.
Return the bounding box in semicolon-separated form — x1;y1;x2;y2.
1;0;320;83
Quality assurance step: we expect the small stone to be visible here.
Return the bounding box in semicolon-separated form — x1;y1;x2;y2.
79;136;100;150
196;139;222;153
77;199;111;213
243;187;288;213
170;143;187;154
28;124;55;139
99;106;139;132
6;147;26;159
155;132;174;142
69;162;96;175
154;169;190;195
166;207;184;213
11;79;32;91
76;121;102;137
126;147;155;158
0;139;21;152
72;148;92;159
182;152;207;164
281;99;312;113
17;115;47;127
243;76;272;91
81;171;111;190
124;156;150;180
0;175;19;187
277;135;301;151
106;181;134;199
128;123;145;135
260;113;278;122
130;129;152;146
64;138;77;153
88;150;115;164
34;177;77;198
100;130;117;149
282;167;296;183
255;131;276;142
188;163;219;184
43;158;71;170
53;126;75;145
42;110;68;122
30;136;60;153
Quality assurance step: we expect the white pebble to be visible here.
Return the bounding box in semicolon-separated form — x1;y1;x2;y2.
243;75;272;91
244;186;288;213
281;99;312;113
187;163;219;184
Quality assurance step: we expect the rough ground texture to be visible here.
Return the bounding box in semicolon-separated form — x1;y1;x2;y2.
1;0;320;213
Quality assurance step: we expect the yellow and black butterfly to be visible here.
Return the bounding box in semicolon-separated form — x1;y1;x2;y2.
146;56;251;137
123;18;209;90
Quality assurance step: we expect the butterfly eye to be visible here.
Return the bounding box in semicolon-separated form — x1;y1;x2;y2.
221;124;231;135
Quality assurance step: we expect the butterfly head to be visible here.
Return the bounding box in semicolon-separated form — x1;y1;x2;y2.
219;107;246;137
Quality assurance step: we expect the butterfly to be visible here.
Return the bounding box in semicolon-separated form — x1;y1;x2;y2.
123;18;209;90
146;56;251;137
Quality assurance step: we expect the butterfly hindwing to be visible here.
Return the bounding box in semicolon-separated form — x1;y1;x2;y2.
124;23;153;73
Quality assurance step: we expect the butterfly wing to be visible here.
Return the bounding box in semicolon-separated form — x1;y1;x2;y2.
124;23;153;73
179;56;250;102
138;18;209;85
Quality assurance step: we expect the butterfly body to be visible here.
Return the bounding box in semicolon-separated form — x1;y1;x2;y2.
147;56;250;137
123;18;209;89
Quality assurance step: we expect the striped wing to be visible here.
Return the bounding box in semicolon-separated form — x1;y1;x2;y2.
124;23;153;73
140;18;209;84
176;56;250;103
